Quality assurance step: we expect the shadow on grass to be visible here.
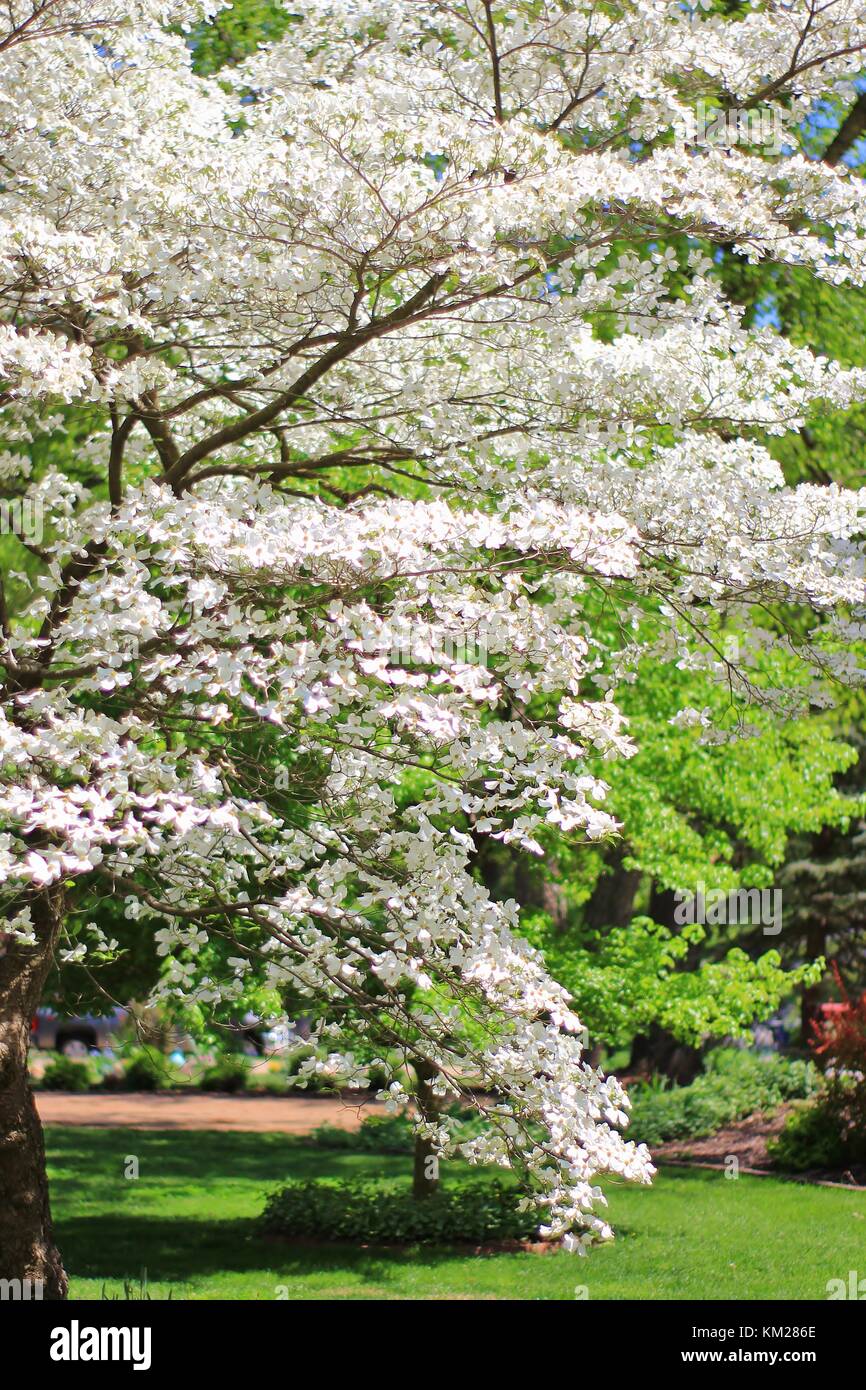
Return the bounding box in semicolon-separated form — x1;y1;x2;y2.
55;1211;533;1294
49;1126;306;1171
46;1125;499;1190
48;1126;535;1294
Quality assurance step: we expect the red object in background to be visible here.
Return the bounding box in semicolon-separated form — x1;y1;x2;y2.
811;962;866;1071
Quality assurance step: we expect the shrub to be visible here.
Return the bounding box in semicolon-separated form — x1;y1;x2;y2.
628;1048;819;1147
282;1047;342;1093
261;1178;538;1245
291;1071;340;1094
769;1074;866;1172
40;1055;94;1092
119;1048;175;1092
767;1097;850;1172
199;1056;248;1093
245;1064;290;1094
284;1047;316;1076
312;1112;414;1153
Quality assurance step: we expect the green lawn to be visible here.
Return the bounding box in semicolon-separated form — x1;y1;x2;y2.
46;1126;866;1300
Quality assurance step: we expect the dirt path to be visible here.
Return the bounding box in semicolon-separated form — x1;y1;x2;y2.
36;1091;385;1133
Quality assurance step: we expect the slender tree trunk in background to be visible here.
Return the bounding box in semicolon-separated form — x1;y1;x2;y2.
513;855;569;931
474;834;569;930
801;921;828;1044
0;889;68;1298
412;1059;441;1200
583;852;641;931
627;883;703;1082
628;1021;702;1085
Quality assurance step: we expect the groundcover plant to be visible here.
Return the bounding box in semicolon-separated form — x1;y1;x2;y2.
2;0;866;1297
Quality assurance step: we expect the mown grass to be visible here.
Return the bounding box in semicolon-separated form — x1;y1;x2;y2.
45;1126;866;1300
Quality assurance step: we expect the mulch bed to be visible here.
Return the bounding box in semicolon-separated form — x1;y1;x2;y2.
653;1107;866;1189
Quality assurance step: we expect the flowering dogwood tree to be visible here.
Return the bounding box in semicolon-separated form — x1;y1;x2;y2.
3;0;866;1295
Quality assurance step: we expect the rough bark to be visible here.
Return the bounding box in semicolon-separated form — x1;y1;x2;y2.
0;889;68;1298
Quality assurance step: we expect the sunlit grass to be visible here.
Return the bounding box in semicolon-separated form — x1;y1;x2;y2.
46;1126;866;1300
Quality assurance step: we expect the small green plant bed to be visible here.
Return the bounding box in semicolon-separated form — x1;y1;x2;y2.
33;1045;372;1095
261;1177;539;1246
628;1048;819;1147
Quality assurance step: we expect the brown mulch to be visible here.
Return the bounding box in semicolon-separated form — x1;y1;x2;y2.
653;1106;790;1169
654;1106;866;1189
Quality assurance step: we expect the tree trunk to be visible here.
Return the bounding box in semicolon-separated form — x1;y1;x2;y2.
584;853;641;930
0;889;68;1298
629;1022;702;1084
801;921;828;1044
412;1059;441;1200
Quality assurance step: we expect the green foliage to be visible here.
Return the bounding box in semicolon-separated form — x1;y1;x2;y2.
603;654;857;894
769;1074;866;1172
115;1048;178;1092
200;1056;249;1093
767;1099;850;1172
628;1048;819;1147
311;1113;414;1153
528;914;822;1049
40;1056;95;1092
261;1177;538;1245
184;2;295;77
513;632;855;1054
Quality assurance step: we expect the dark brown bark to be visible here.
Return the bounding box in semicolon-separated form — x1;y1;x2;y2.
513;855;569;931
823;93;866;168
0;889;68;1298
801;921;828;1044
412;1059;441;1200
629;1023;702;1085
583;853;641;931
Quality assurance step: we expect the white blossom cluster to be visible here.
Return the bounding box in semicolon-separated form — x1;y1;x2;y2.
4;0;866;1247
